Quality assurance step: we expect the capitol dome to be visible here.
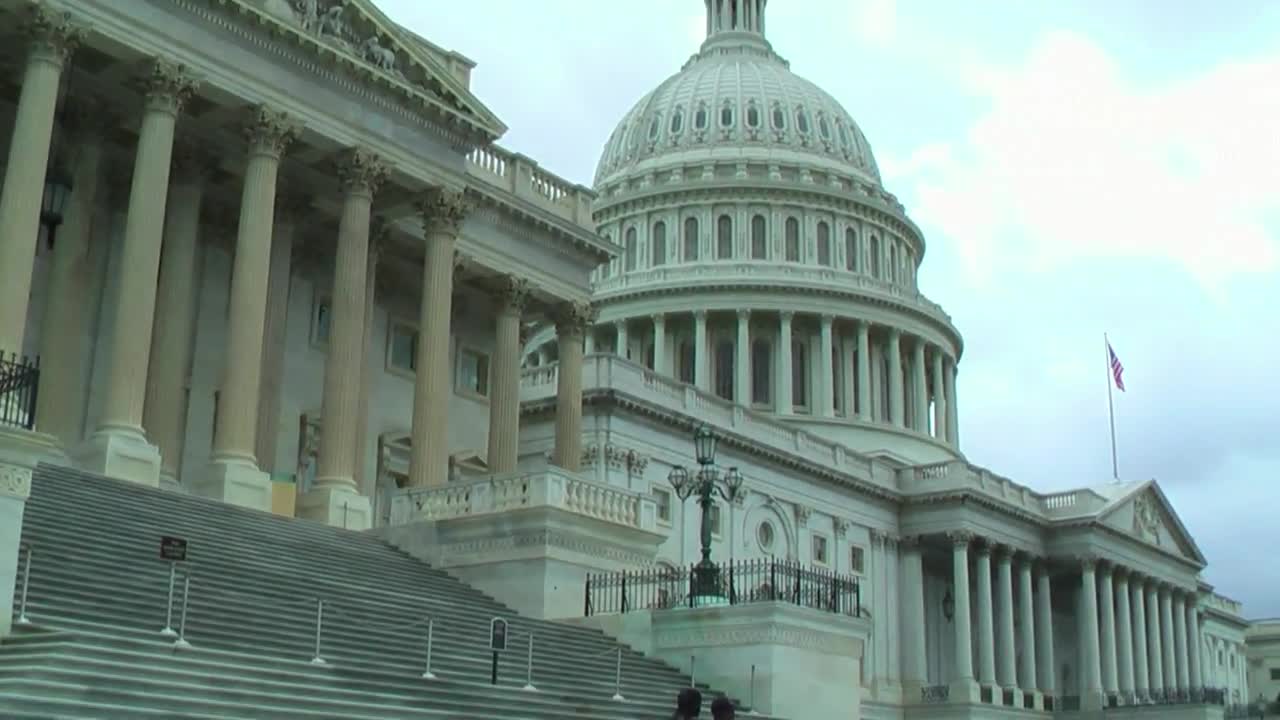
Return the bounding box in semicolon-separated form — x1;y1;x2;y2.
593;24;882;188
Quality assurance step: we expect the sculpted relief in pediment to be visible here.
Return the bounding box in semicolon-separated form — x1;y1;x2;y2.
292;0;402;76
1131;492;1164;546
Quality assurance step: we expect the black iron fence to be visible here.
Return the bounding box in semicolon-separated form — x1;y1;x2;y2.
0;352;38;431
584;558;861;617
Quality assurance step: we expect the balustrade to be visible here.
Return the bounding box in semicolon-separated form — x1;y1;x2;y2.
465;145;591;225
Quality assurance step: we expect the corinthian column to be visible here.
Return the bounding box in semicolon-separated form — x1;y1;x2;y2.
300;149;386;528
945;357;959;446
1174;591;1190;694
254;196;304;476
856;321;871;420
931;350;947;440
1187;603;1203;692
0;6;82;356
734;310;749;405
141;144;212;488
407;187;469;488
777;312;793;414
899;536;928;690
887;329;904;427
1116;569;1136;700
1132;576;1151;699
911;339;928;432
1160;586;1176;692
819;315;835;417
353;219;386;499
552;302;593;471
77;59;197;486
949;531;977;702
487;276;530;474
36;100;111;448
201;106;299;509
975;543;997;686
1099;563;1119;698
1080;557;1104;710
1035;564;1056;695
1017;556;1037;697
1146;581;1164;697
995;547;1018;693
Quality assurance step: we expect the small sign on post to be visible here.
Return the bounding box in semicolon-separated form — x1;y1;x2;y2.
490;617;508;685
160;536;188;562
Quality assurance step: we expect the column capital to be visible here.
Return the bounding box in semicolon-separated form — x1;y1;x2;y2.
834;518;850;539
973;539;992;556
779;310;794;322
693;309;707;321
651;312;666;325
736;308;750;321
336;147;388;198
888;327;902;342
898;534;924;550
615;318;628;329
553;302;596;338
243;104;301;159
492;276;532;316
947;530;975;547
420;185;471;235
869;528;884;546
992;542;1017;560
855;318;870;332
820;313;834;328
23;3;85;68
139;58;199;116
1077;554;1100;571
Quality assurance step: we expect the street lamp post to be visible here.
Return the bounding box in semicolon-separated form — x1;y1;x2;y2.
668;424;743;601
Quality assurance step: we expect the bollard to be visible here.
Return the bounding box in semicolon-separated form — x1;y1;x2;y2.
160;561;178;636
749;664;759;715
173;573;192;649
612;645;625;701
521;633;537;692
421;619;437;680
690;655;696;688
311;599;327;665
16;545;32;626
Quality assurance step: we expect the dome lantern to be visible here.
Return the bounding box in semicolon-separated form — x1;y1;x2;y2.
703;0;769;50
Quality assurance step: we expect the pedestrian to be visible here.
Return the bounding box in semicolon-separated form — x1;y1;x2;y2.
672;687;702;719
710;695;735;719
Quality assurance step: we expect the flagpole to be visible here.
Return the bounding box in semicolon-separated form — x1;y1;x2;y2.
1104;333;1118;482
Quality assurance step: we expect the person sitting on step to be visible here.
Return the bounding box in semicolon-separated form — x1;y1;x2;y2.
710;695;735;719
672;687;703;718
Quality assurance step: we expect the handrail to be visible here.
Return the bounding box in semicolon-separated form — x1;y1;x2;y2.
15;543;32;626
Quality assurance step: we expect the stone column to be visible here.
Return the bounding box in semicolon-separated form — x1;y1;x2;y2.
944;357;959;446
1017;556;1037;695
1187;604;1202;691
856;321;871;420
911;339;928;432
0;7;81;356
975;543;997;686
1080;557;1105;710
406;186;467;489
353;222;385;499
615;320;628;359
1132;576;1150;699
653;313;668;375
202;106;299;508
78;59;197;486
886;537;902;686
996;547;1018;692
931;350;946;440
734;310;749;405
302;149;386;527
1035;564;1056;695
818;315;835;417
899;536;928;689
1160;587;1176;692
1115;569;1135;700
140;146;210;488
886;329;904;427
777;312;793;414
1146;581;1164;696
254;199;302;476
949;531;977;700
1099;563;1119;699
487;277;530;475
840;331;856;417
1174;591;1190;694
693;310;708;391
36;101;110;448
552;302;593;471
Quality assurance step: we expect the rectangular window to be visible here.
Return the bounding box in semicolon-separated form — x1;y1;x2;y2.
387;321;418;373
457;348;491;397
311;296;332;347
849;545;865;574
812;534;829;565
653;487;672;524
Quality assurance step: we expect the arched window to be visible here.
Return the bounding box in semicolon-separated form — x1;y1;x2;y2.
651;221;667;266
870;235;881;278
714;340;734;400
717;215;734;260
796;108;810;134
600;233;613;278
751;339;771;405
785;217;800;262
670;109;684;135
845;228;858;271
818;115;831;140
683;217;700;261
746;105;761;128
791;339;808;408
648;116;661;141
751;214;767;259
816;221;831;266
695;105;708;130
624;227;637;271
720;103;734;128
771;106;786;131
889;244;898;283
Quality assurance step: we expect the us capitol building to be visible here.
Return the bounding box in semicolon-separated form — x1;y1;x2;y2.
0;0;1256;718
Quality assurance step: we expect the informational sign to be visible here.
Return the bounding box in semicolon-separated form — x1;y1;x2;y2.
489;618;509;652
160;536;188;562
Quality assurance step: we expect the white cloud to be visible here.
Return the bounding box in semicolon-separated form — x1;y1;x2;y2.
887;31;1280;291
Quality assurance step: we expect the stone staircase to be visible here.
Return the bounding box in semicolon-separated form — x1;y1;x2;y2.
2;464;763;719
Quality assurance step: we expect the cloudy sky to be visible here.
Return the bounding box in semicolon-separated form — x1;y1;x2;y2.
384;0;1280;617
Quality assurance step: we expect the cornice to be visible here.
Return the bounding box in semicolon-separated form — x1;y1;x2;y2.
903;489;1046;528
466;188;611;265
185;0;495;149
522;389;901;507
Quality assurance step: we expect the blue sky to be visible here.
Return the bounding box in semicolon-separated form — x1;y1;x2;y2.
383;1;1280;617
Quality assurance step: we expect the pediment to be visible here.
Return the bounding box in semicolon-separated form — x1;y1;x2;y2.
240;0;506;140
1099;482;1206;565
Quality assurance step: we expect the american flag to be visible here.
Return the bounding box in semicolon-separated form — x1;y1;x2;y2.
1107;342;1126;392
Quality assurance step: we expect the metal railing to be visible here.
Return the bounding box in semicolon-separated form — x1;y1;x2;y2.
0;352;38;431
584;558;861;617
